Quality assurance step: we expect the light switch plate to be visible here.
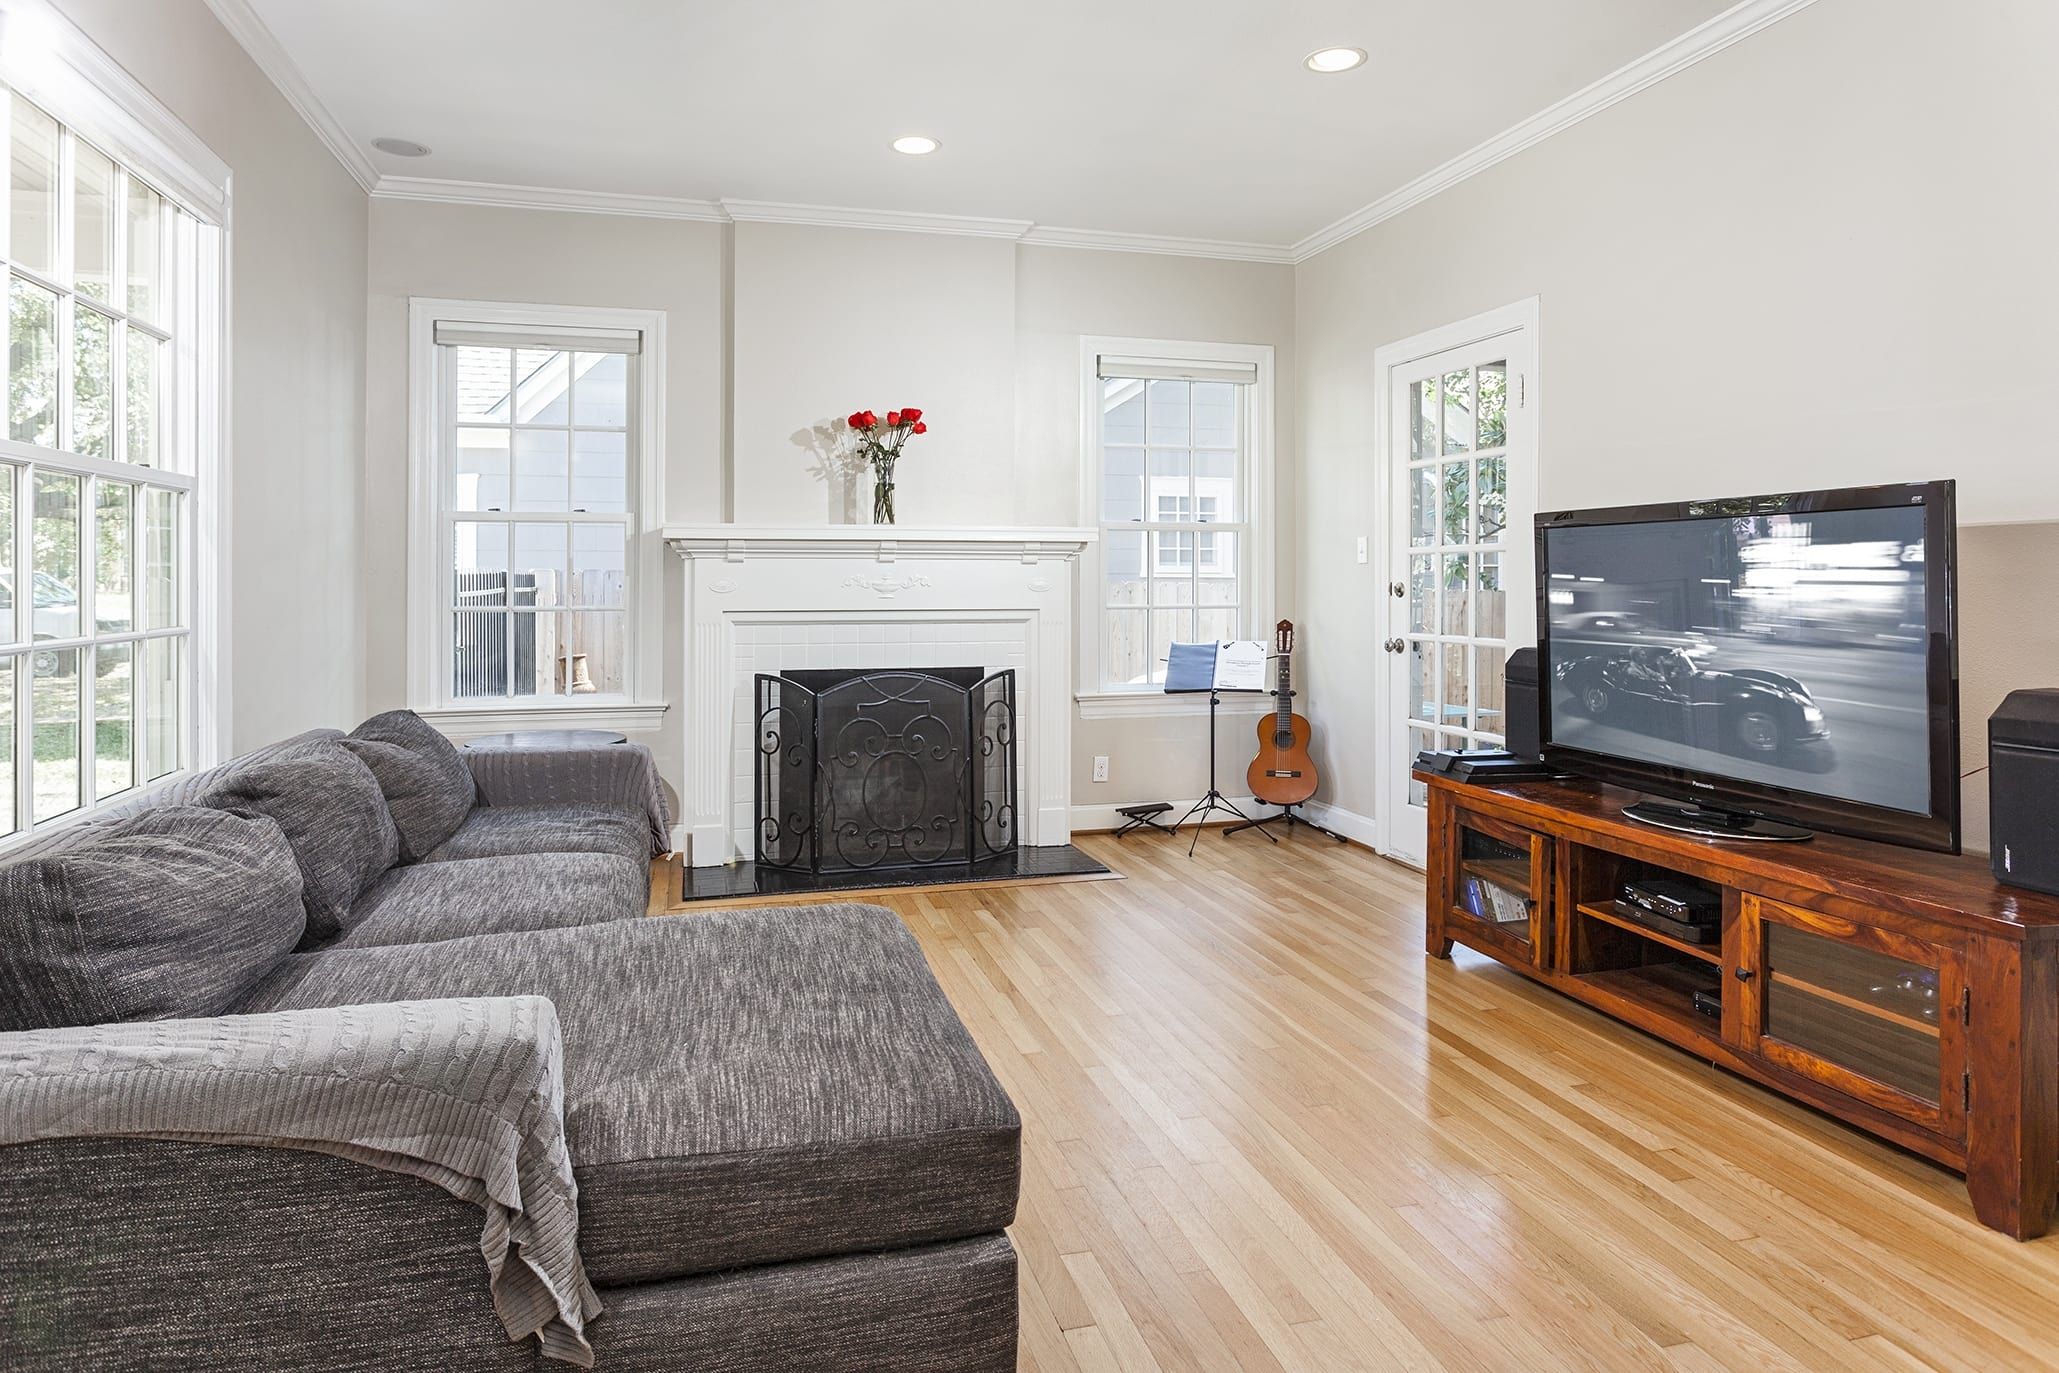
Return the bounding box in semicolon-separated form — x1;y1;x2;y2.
1355;536;1369;564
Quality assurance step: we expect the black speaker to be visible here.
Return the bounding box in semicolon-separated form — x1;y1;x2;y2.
1505;647;1541;760
1990;689;2059;894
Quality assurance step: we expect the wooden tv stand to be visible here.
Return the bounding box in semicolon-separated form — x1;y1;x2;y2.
1421;772;2059;1239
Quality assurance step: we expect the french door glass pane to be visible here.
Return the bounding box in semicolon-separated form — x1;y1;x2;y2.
1477;551;1506;639
573;353;627;427
1440;460;1469;544
73;142;118;303
571;430;627;512
512;523;566;608
1477;362;1507;448
71;303;115;460
453;610;508;698
143;488;179;629
1409;641;1434;721
9;277;58;446
1476;456;1506;541
1408;554;1434;634
1408;466;1436;547
1476;643;1508;739
0;656;12;832
571;525;626;606
513;429;569;511
127;179;164;324
455;428;512;511
95;641;134;798
455;521;510;609
1440;554;1470;636
95;480;133;633
557;610;625;695
515;348;567;424
1442;643;1470;730
33;648;80;822
1441;369;1471;455
33;473;80;640
126;328;159;465
0;468;13;626
9;95;60;276
453;347;511;421
142;634;180;780
1409;378;1437;461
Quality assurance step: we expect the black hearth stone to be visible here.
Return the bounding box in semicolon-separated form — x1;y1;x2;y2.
674;843;1110;905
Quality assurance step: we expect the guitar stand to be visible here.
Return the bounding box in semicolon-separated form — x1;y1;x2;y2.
1172;689;1273;857
1225;803;1348;844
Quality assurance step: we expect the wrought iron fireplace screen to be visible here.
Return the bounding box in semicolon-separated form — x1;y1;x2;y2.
755;668;1017;873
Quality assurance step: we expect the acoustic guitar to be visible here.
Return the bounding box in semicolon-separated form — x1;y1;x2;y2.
1247;620;1320;806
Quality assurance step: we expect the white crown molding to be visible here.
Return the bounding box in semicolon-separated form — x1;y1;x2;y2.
1290;0;1820;262
200;0;377;192
375;175;727;222
718;198;1034;240
1018;223;1294;265
662;524;1095;562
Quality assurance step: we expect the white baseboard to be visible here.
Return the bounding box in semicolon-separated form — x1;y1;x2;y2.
1300;799;1380;850
1071;794;1263;832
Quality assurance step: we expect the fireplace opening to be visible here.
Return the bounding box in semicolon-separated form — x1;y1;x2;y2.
754;668;1017;874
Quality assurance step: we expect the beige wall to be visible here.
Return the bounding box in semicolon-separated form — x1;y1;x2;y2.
730;223;1017;526
53;0;370;752
1292;0;2059;847
363;199;729;807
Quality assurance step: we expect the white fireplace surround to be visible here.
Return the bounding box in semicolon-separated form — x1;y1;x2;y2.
663;525;1095;868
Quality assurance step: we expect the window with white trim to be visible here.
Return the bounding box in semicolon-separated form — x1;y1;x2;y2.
1083;342;1272;696
2;84;214;835
410;303;666;721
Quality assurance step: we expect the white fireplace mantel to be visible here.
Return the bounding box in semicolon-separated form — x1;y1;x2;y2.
662;524;1094;867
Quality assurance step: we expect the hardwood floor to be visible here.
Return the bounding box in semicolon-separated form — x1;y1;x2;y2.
847;829;2059;1372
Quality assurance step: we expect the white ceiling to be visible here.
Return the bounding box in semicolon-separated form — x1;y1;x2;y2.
237;0;1739;249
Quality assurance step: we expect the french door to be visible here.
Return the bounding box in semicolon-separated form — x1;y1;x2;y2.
1376;303;1537;866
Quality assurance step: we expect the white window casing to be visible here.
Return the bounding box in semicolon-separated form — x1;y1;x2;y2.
405;298;667;736
1077;336;1274;718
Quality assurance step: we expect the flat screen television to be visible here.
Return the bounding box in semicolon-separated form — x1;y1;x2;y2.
1534;481;1959;851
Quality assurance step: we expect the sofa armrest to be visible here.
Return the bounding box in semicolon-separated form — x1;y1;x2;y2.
0;999;600;1366
463;741;671;855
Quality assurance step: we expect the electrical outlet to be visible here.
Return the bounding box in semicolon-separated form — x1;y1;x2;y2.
1356;536;1369;564
1092;755;1110;783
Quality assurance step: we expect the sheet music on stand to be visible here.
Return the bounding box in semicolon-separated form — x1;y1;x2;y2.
1162;640;1271;854
1164;640;1267;694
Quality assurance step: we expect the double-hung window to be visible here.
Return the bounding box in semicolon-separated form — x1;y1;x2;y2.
2;72;223;837
408;302;666;725
1081;340;1273;702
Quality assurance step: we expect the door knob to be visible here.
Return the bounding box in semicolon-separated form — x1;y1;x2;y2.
1734;967;1754;982
1388;581;1406;598
1383;638;1406;653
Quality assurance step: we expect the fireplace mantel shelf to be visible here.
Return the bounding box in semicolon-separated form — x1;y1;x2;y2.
663;524;1095;562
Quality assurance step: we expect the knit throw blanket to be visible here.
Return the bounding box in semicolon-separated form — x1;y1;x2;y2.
0;997;602;1366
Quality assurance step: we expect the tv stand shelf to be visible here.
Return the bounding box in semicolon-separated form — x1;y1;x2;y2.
1421;772;2059;1240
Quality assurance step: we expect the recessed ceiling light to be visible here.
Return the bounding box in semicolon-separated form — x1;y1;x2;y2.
1303;46;1367;74
891;136;941;156
372;137;432;157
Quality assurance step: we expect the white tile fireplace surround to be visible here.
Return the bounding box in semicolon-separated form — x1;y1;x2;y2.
662;526;1095;868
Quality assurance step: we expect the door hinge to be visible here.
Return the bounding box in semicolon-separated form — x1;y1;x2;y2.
1518;373;1526;407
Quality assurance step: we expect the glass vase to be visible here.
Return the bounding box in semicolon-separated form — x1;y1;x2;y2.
872;457;897;525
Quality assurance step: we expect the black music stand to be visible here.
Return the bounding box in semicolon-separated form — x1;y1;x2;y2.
1162;641;1270;857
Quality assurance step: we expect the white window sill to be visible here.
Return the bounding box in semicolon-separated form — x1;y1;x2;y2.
416;701;670;739
1076;690;1271;720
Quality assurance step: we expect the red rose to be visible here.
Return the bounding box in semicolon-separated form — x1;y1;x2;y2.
847;411;869;429
885;410;901;426
901;407;922;422
911;421;927;434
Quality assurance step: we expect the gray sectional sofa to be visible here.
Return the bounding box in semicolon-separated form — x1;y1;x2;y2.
0;713;1022;1371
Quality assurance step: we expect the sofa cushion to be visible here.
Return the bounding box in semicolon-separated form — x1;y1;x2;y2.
339;711;476;863
235;905;1021;1285
423;803;651;866
332;852;648;949
0;807;305;1031
203;740;400;945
